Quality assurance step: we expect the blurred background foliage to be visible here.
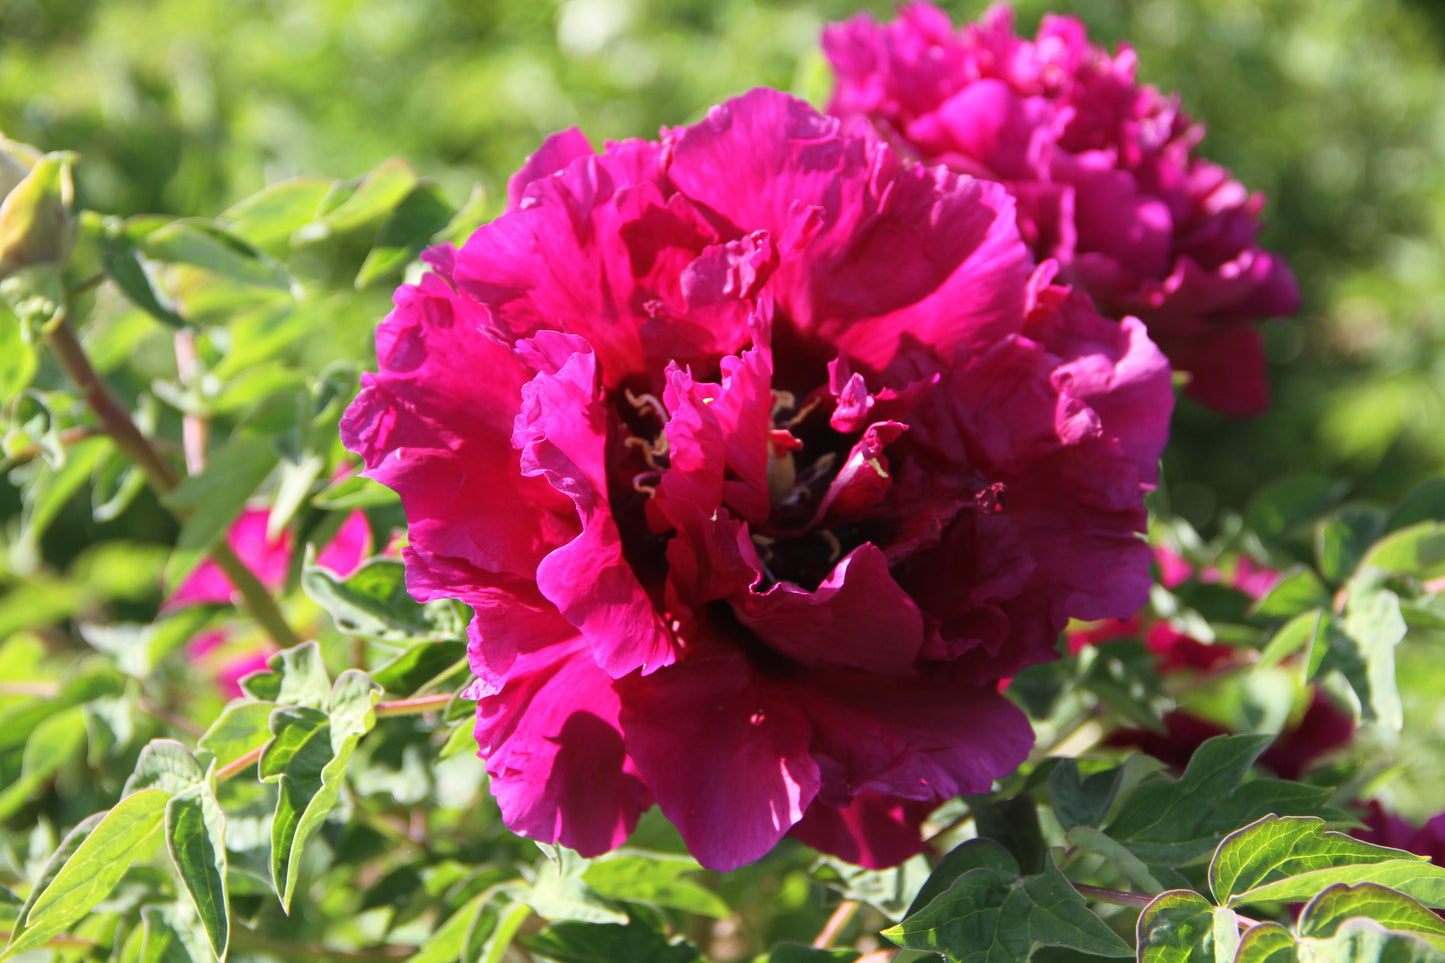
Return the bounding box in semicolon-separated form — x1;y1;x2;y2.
4;0;1445;530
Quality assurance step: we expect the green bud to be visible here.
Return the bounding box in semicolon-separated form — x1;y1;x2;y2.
0;138;77;281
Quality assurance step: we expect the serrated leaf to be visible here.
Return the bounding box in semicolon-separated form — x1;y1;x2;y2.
1211;816;1434;908
258;670;380;911
124;739;205;797
166;782;229;960
303;558;464;644
1234;923;1296;963
1103;736;1336;867
884;848;1132;963
241;640;331;709
1300;883;1445;950
355;181;455;287
1137;890;1239;963
161;433;280;587
520;920;701;963
1252;568;1332;620
583;851;730;918
4;789;168;960
1304;918;1445;963
1317;506;1389;585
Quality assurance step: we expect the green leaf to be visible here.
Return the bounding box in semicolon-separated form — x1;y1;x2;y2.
221;177;333;255
1330;583;1406;729
1246;476;1346;541
903;840;1019;920
0;706;87;820
1317;506;1389;585
1358;522;1445;581
311;472;400;510
198;701;276;769
371;640;467;697
883;849;1132;963
241;640;331;709
968;793;1047;876
259;670;380;911
1050;760;1149;832
1256;610;1325;674
166;782;229;960
303;159;417;237
1304;919;1445;963
1234;923;1297;963
1065;827;1165;896
1300;883;1445;950
1388;481;1445;532
1211;816;1440;908
815;854;934;922
132;219;294;291
355;181;456;287
124;739;205;796
463;899;533;963
520;920;701;963
520;858;629;925
582;851;730;918
1252;567;1332;620
161;433;280;587
403;892;486;963
99;230;187;327
3;789;168;960
303;558;465;644
122;905;197;963
1104;736;1337;868
438;717;477;759
1137;890;1240;963
0;318;36;397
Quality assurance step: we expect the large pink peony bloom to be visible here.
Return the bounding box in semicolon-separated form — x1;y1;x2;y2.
342;88;1173;871
823;3;1299;416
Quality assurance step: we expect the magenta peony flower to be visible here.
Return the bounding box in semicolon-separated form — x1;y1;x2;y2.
823;3;1299;415
1355;802;1445;867
342;88;1173;870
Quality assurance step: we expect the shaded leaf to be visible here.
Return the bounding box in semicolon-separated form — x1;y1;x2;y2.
884;848;1132;963
1137;890;1239;963
583;851;730;918
1358;522;1445;581
1104;736;1337;867
241;640;331;709
166;782;229;959
1330;583;1406;729
521;920;701;963
764;945;861;963
303;558;465;645
1246;476;1346;541
1234;923;1297;963
355;181;456;288
198;701;276;769
124;738;205;797
132;219;293;291
1317;506;1388;585
1252;568;1332;620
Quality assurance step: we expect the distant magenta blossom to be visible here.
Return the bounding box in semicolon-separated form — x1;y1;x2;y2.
173;506;371;696
824;3;1299;415
342;88;1173;870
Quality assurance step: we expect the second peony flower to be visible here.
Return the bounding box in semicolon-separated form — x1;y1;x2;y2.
342;88;1174;871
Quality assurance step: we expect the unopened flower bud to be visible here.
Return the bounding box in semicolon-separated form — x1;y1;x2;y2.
0;138;76;281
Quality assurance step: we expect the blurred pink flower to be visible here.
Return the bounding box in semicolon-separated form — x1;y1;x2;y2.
174;507;371;696
824;3;1299;415
1355;801;1445;866
343;88;1172;870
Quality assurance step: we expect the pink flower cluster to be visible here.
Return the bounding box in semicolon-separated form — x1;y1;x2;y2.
824;3;1299;415
343;88;1173;870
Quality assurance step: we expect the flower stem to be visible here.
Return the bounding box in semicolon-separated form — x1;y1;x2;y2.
373;693;456;718
44;312;301;650
813;899;860;949
216;744;266;781
1072;884;1155;909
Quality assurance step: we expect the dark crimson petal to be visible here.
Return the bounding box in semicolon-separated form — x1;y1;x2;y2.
789;791;936;869
617;643;821;872
734;543;925;676
474;637;651;857
512;331;676;677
